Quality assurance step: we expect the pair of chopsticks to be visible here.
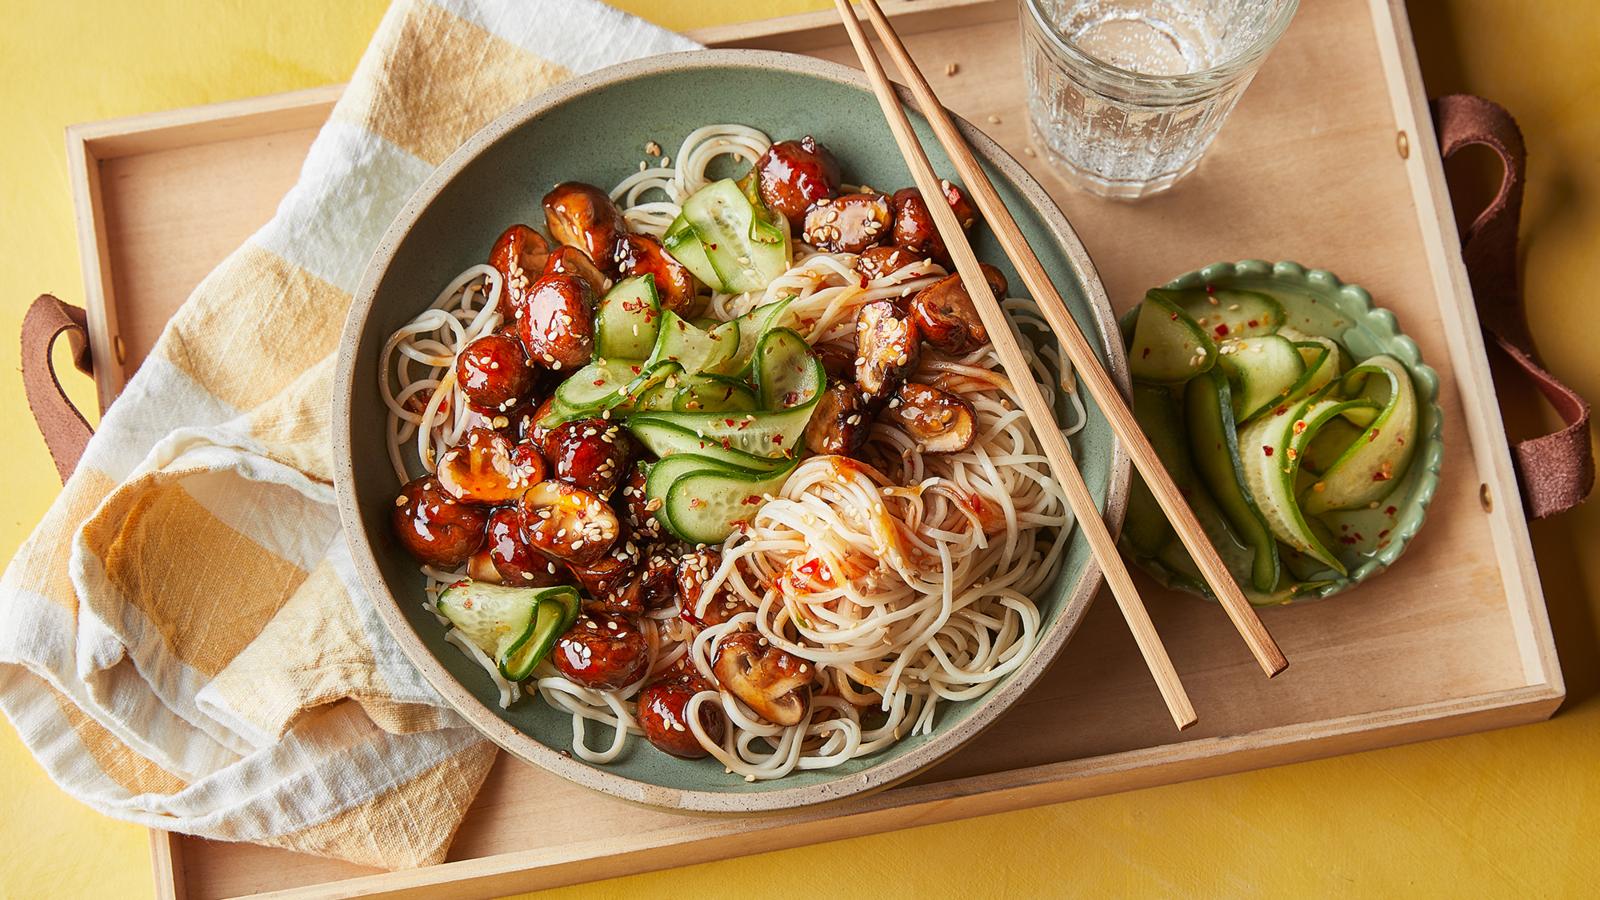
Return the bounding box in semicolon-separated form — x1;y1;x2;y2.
831;0;1288;729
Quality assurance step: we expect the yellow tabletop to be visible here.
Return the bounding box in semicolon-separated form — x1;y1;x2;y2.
1;1;1595;896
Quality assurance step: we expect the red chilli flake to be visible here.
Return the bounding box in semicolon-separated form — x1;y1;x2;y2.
1247;319;1260;328
1205;283;1216;295
1214;323;1230;337
1169;312;1180;321
1385;506;1397;516
1141;347;1152;359
1262;445;1275;456
742;495;763;505
1368;428;1381;442
773;434;785;445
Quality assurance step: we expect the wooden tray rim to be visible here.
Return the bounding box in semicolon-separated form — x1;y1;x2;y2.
58;0;1564;897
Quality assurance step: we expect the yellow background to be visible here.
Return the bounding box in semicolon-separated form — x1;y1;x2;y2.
1;0;1596;896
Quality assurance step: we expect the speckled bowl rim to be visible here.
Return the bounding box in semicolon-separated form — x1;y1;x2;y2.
1145;259;1444;603
333;49;1129;813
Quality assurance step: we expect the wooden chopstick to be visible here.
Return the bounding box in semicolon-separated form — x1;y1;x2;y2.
844;0;1288;678
830;0;1197;729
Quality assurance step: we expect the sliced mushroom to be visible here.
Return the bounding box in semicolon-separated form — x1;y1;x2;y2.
854;299;921;401
804;381;874;458
615;232;700;315
711;632;815;726
885;382;977;453
517;480;620;566
802;192;891;254
540;244;611;297
542;182;627;275
435;428;538;505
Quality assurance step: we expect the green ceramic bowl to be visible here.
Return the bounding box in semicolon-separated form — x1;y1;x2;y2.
1135;259;1444;604
333;50;1129;811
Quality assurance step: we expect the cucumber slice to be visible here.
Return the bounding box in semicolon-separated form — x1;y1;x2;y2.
1238;394;1380;574
1184;370;1280;592
645;310;741;375
708;297;798;376
673;179;790;293
632;371;685;412
673;375;759;413
663;218;715;286
754;327;821;409
1128;292;1216;383
1217;334;1305;423
552;359;644;413
643;453;770;539
1152;287;1286;340
675;173;787;288
1301;355;1418;515
664;457;801;545
551;360;679;422
1288;337;1342;401
628;360;825;458
437;582;580;681
594;274;660;360
1122;384;1263;596
628;419;791;472
1121;385;1180;557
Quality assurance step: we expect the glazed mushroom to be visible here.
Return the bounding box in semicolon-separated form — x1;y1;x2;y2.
907;266;1006;355
711;632;816;727
615;232;700;315
854;299;921;401
542;182;628;275
569;541;646;617
487;224;551;316
676;548;752;627
540;244;611;297
455;333;537;415
544;418;635;499
468;507;569;587
391;476;489;568
434;428;538;505
885;382;977;453
802;192;891;254
855;245;921;283
552;612;651;690
636;672;724;758
517;480;620;566
516;273;596;372
804;381;874;458
755;136;842;222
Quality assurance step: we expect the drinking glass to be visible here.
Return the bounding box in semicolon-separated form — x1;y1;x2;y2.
1020;0;1300;199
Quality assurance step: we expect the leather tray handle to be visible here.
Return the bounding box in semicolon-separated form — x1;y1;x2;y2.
21;293;95;484
1433;94;1594;518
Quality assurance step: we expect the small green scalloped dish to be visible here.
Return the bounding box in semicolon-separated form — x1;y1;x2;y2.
1129;260;1444;605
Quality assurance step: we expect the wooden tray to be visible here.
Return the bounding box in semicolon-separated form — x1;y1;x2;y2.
66;1;1564;897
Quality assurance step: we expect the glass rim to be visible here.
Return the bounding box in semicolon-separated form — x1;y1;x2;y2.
1021;0;1301;98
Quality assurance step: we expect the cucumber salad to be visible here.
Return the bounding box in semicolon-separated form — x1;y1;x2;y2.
379;125;1078;778
1121;283;1425;604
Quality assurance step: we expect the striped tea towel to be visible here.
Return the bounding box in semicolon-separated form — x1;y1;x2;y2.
1;0;698;870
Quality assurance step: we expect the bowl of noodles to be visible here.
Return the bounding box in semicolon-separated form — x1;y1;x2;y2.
334;49;1128;811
